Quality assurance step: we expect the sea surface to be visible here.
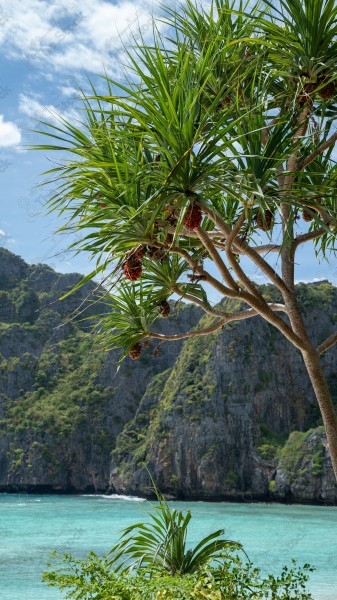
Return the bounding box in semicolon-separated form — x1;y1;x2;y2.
0;494;336;600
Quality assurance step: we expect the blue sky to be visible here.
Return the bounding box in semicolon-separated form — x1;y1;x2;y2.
0;0;159;274
0;0;336;292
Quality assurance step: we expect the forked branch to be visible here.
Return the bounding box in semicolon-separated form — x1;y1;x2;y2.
148;304;287;342
201;204;291;296
293;227;327;249
195;227;239;290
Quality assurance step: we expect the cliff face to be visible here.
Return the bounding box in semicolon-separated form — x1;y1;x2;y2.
0;247;337;503
109;293;337;504
0;248;200;493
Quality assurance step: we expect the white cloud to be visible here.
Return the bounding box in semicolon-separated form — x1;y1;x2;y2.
0;227;15;245
0;115;21;147
59;85;78;97
0;0;158;73
19;93;79;125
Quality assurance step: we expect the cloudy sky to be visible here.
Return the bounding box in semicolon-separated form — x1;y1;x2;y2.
0;0;336;287
0;0;158;274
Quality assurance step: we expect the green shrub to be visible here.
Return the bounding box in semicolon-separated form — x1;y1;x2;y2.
258;443;278;461
43;551;314;600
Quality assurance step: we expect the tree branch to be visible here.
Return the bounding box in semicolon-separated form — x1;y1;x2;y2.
148;304;287;342
201;204;291;296
225;211;269;302
156;231;307;351
293;227;327;250
172;285;228;317
173;284;286;319
283;105;311;188
299;203;337;229
251;243;281;254
166;225;280;254
279;106;314;345
168;245;243;299
299;130;337;171
317;331;337;355
196;226;239;290
262;116;280;145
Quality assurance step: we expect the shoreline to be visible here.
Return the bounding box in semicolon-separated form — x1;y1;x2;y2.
1;487;337;507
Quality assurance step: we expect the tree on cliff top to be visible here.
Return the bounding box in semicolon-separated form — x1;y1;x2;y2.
35;0;337;480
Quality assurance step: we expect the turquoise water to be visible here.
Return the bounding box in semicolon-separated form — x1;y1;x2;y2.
1;494;337;600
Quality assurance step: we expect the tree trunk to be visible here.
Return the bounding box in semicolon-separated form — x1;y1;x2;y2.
302;349;337;481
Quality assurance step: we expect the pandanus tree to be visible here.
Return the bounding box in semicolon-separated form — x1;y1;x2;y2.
35;0;337;479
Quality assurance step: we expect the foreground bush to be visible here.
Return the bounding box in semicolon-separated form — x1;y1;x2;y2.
43;550;314;599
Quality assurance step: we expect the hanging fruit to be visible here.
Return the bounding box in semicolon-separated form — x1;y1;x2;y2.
129;342;142;360
318;78;335;100
122;257;142;281
302;209;314;222
182;203;202;230
158;300;170;318
256;209;273;231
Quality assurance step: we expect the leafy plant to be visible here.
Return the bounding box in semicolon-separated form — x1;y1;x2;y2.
108;489;241;575
43;549;314;599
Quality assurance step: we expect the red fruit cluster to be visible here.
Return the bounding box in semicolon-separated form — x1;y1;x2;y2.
318;80;335;100
302;209;313;222
122;257;142;281
256;209;273;231
129;342;142;360
182;203;202;230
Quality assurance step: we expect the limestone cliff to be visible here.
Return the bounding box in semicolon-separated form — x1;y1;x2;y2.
0;247;337;503
0;248;200;492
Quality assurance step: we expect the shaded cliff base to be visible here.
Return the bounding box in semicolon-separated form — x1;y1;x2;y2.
2;427;336;505
106;428;337;506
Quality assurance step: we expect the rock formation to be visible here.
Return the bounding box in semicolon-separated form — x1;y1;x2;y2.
0;247;336;503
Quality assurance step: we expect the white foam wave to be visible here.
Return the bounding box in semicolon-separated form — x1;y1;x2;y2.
82;494;146;502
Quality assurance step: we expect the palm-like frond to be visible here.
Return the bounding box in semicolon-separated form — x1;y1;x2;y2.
108;491;241;575
97;284;158;355
260;0;337;79
32;0;337;354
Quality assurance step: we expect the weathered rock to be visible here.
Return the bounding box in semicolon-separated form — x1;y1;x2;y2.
0;248;28;290
0;249;201;493
270;428;337;503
